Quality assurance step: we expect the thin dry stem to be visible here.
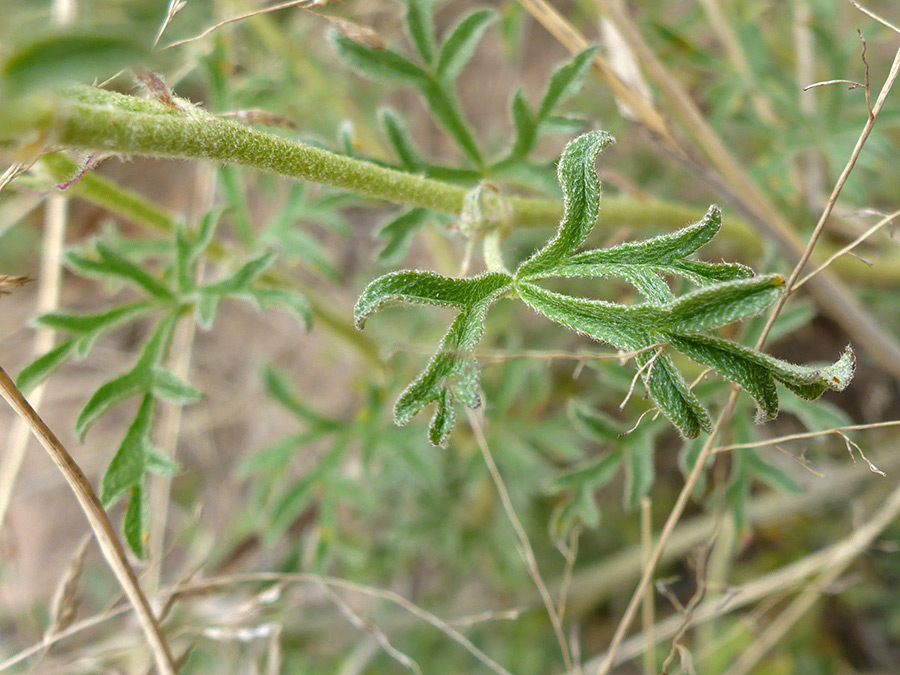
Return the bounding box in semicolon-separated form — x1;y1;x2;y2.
320;583;423;675
758;42;900;339
849;0;900;36
557;525;581;622
639;497;655;675
466;408;574;672
722;475;900;675
793;207;900;290
0;366;176;675
711;420;900;454
164;0;317;49
0;193;67;531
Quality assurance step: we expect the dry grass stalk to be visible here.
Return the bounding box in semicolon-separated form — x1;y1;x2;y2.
0;366;177;675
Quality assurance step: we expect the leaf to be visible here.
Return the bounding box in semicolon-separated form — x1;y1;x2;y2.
538;48;597;121
36;302;154;335
661;275;784;333
550;448;622;491
436;9;496;80
261;364;338;429
76;370;147;441
624;427;655;509
269;442;347;537
419;79;483;164
16;339;77;393
510;87;537;157
199;251;276;296
123;483;149;558
101;394;154;509
1;31;148;96
357;271;513;446
568;401;624;441
380;109;424;170
331;31;428;85
75;317;176;440
175;209;223;294
377;208;430;262
637;349;711;438
517;281;652;349
151;368;202;404
66;247;175;302
743;448;802;493
144;446;180;475
248;288;312;330
666;333;854;405
407;0;437;65
355;270;513;329
516;130;615;277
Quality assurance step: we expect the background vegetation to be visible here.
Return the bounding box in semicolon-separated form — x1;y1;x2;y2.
0;1;899;673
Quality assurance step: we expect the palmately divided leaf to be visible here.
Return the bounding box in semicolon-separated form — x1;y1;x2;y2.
357;271;512;446
517;130;615;277
354;270;513;329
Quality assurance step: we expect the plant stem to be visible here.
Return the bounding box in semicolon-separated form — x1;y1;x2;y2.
0;365;177;675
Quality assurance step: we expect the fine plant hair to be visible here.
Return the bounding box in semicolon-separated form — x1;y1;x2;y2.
1;1;898;674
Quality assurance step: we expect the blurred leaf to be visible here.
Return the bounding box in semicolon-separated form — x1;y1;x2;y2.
407;0;436;65
101;394;154;509
376;208;431;263
331;31;427;85
15;339;77;393
380;109;425;170
1;31;148;96
436;9;496;80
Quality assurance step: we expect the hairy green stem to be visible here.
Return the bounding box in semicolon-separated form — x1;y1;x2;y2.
13;90;900;287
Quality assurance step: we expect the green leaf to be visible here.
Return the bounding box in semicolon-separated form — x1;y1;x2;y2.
355;270;513;329
261;364;338;429
76;317;176;440
66;245;175;302
538;48;597;121
16;339;77;393
743;449;802;493
151;369;202;404
331;31;428;85
517;282;651;349
624;428;655;509
662;275;784;333
568;401;624;441
510;87;537;157
567;205;724;266
377;208;430;263
1;31;148;96
199;251;277;296
248;288;312;331
665;332;778;421
145;446;180;475
379;109;424;170
517;130;615;277
666;333;854;404
36;301;154;335
123;483;149;558
419;79;483;164
269;442;347;537
357;271;513;446
550;448;622;491
407;0;437;64
436;9;496;80
101;394;154;508
76;370;146;441
175;209;223;294
637;349;711;438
